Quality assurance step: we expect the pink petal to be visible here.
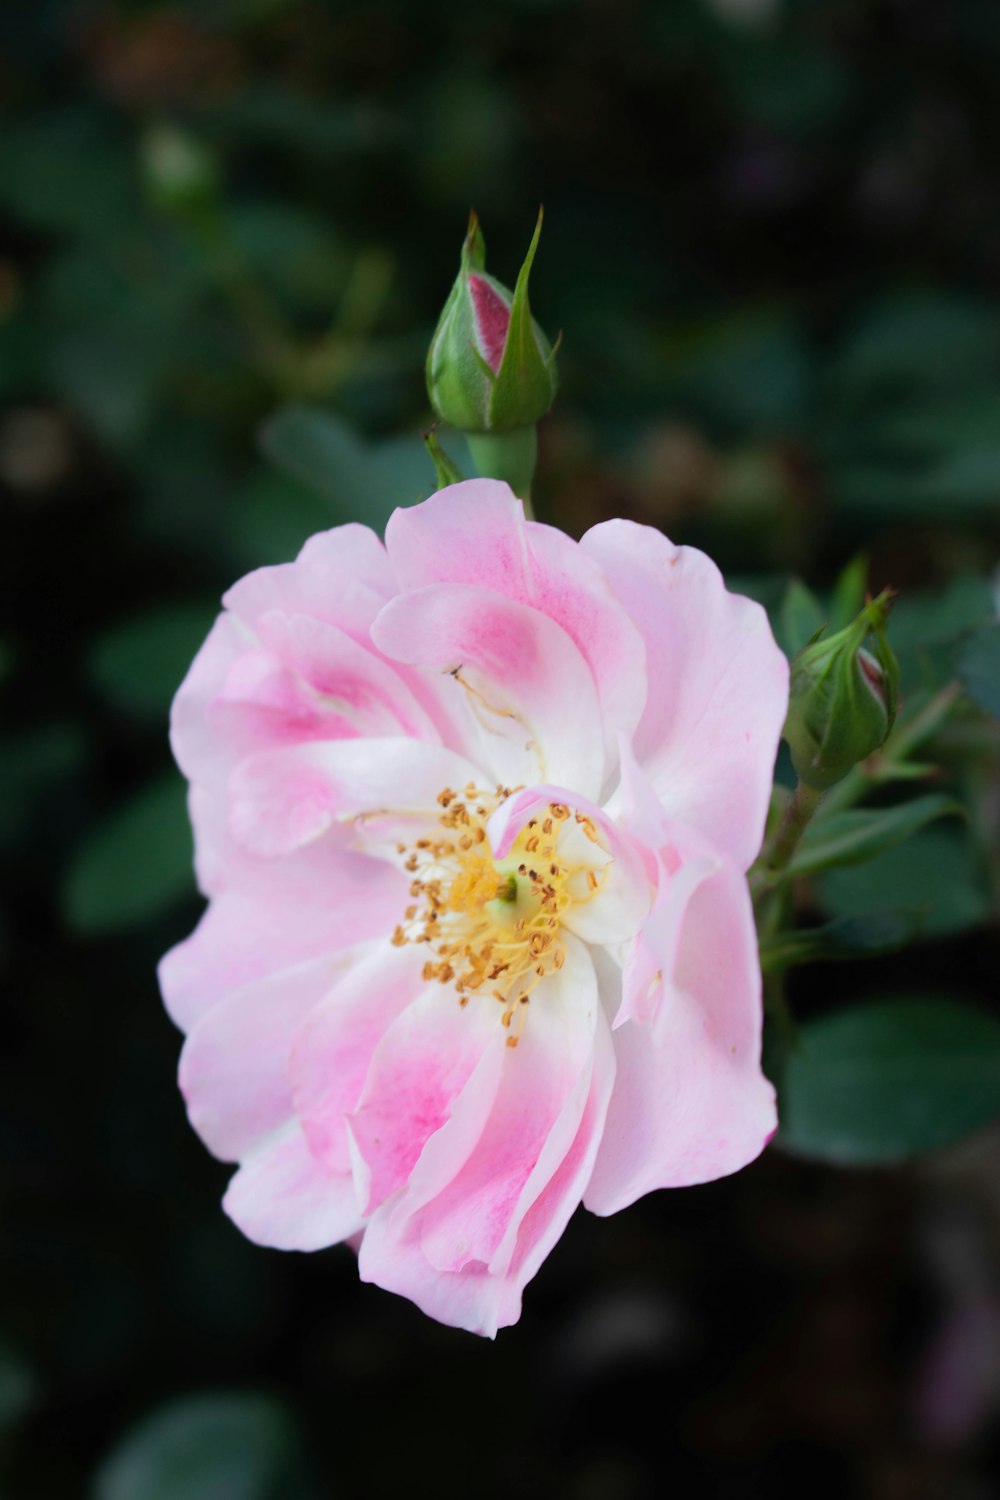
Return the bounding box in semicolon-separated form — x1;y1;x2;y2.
179;953;347;1161
223;1121;362;1252
227;738;484;858
253;611;440;742
295;522;396;598
358;936;599;1335
371;583;605;798
500;998;615;1293
158;838;406;1032
223;561;384;647
581;519;788;870
584;826;776;1214
385;483;648;756
170;612;249;792
289;942;429;1174
346;983;500;1213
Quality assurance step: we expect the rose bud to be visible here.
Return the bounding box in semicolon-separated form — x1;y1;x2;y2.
426;209;558;436
784;589;900;790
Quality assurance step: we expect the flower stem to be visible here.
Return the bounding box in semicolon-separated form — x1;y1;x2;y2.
466;427;537;514
751;779;824;901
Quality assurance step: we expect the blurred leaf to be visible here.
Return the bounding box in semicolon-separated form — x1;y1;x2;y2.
63;774;194;935
0;1343;39;1433
874;390;1000;456
92;1393;300;1500
888;575;995;692
912;445;1000;509
730;41;854;138
831;458;1000;519
828;554;868;631
214;85;400;157
89;604;217;721
819;826;992;940
260;406;429;534
227;470;340;568
41;249;195;446
760;908;923;971
788;794;962;876
0;114;133;240
669;312;811;435
956;622;1000;719
832;294;999;393
0;724;88;850
226;202;349;313
776;578;825;658
779;996;1000;1164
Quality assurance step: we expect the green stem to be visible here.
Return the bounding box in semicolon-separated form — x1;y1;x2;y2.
466;427;538;513
751;779;824;899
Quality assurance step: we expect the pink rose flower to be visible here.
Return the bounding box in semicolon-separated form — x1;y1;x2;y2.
161;481;788;1336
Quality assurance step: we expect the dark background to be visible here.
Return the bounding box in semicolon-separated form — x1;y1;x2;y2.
2;1;1000;1496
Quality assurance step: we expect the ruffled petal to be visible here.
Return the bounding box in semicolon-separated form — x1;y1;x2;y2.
228;738;484;858
584;763;776;1212
179;952;354;1161
581;519;788;870
296;522;396;598
223;1121;362;1252
289;942;429;1175
223;561;384;647
346;983;500;1214
371;583;605;799
158;836;406;1032
385;483;648;756
358;935;599;1335
253;611;440;742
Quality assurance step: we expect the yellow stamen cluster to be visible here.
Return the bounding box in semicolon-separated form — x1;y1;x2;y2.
391;786;605;1046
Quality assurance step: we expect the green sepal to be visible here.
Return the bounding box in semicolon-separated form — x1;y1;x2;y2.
423;427;466;489
487;207;557;432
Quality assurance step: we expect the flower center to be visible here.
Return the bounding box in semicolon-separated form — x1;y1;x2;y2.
391;785;606;1046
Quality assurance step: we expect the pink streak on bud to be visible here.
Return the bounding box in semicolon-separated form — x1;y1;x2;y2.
859;650;884;698
468;275;510;373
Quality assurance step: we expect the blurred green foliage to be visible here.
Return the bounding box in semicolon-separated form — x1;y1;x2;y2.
2;0;999;1495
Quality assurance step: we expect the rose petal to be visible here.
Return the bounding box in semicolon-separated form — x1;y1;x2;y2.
581;519;788;870
385;483;647;755
371;584;605;798
223;1121;362;1252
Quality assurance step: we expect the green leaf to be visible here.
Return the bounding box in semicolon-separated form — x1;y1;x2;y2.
779;996;1000;1164
92;1393;300;1500
89;604;217;722
957;622;1000;719
259;406;429;533
760;908;923;971
819;826;992;940
63;774;194;935
788;793;963;876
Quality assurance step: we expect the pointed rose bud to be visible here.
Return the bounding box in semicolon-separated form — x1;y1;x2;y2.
783;589;900;790
426;209;558;435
